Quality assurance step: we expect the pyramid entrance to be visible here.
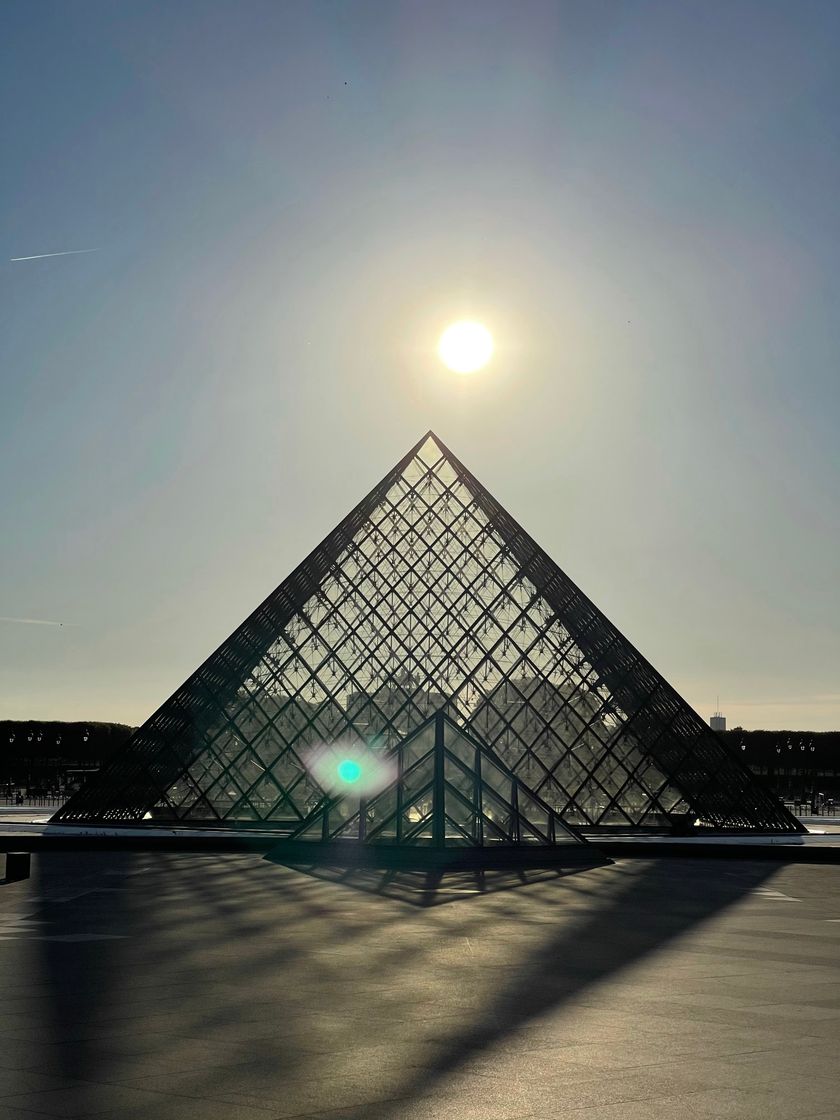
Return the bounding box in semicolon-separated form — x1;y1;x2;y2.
53;433;802;835
265;710;600;868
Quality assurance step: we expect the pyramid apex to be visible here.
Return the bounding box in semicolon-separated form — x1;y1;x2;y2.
413;429;452;455
401;430;451;464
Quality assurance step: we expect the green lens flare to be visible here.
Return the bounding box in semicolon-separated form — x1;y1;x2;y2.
337;759;362;784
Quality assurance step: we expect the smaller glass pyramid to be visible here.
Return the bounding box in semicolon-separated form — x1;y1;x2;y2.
268;711;600;868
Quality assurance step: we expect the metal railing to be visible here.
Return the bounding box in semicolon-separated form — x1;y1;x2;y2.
788;800;838;817
1;794;67;809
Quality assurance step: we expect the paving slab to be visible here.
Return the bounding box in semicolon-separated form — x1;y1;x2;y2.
1;852;839;1119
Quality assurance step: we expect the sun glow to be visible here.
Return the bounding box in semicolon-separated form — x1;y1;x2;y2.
438;321;494;374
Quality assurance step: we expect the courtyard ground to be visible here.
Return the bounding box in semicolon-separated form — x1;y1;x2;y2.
1;851;839;1120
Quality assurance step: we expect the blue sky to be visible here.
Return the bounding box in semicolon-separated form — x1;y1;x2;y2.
2;0;839;729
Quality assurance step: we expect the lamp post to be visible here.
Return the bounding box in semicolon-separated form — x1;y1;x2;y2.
5;734;13;799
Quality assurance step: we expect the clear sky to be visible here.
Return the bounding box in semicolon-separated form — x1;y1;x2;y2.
2;0;838;731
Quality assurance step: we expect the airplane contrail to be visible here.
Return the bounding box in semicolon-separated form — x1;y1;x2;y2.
9;248;99;262
0;616;66;627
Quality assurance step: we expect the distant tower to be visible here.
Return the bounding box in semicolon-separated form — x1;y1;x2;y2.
710;696;726;732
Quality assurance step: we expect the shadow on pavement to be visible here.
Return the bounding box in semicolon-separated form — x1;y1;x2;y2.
366;858;780;1120
273;862;597;907
9;849;782;1119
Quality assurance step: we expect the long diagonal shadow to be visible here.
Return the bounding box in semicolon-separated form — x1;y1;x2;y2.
16;851;138;1101
359;857;781;1120
17;850;782;1120
168;852;781;1117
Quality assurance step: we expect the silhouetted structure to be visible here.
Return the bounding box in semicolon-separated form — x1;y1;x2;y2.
53;433;803;834
268;710;601;867
726;730;840;805
2;721;133;800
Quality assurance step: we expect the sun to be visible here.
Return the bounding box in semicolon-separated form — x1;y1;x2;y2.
438;321;494;374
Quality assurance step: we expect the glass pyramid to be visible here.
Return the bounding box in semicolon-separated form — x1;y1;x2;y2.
286;711;586;850
53;432;802;834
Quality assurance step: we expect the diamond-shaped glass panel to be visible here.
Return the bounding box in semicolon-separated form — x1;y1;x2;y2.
55;435;801;836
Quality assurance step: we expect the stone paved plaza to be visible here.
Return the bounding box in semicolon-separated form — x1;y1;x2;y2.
2;852;839;1120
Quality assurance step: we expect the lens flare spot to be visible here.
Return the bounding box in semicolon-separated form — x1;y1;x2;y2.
305;740;395;796
337;759;362;784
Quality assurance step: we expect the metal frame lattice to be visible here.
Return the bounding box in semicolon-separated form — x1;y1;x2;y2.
289;710;587;849
53;432;803;834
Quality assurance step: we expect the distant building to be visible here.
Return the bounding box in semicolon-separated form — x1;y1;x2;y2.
346;671;453;745
710;711;726;732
